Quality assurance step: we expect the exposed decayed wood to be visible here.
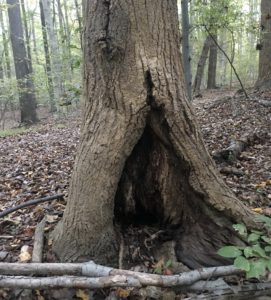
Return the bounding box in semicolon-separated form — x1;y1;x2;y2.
32;218;46;263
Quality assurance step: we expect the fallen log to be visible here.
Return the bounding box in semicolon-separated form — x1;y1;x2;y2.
0;275;141;289
184;281;271;299
0;262;242;288
32;218;46;263
0;194;64;218
258;100;271;107
213;132;266;163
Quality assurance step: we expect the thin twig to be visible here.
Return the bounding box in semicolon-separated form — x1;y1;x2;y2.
204;26;249;99
0;194;65;218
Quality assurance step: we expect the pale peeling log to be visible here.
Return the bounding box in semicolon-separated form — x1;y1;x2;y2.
32;218;46;263
0;263;83;276
0;262;242;287
0;275;141;289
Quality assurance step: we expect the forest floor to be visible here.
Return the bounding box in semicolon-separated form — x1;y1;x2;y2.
0;88;270;299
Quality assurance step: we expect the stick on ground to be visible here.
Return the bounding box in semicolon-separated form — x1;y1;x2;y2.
32;218;46;263
0;194;64;218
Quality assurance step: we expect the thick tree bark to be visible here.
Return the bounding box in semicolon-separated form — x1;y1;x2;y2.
181;0;192;100
52;0;255;267
256;0;271;89
207;33;218;89
193;36;212;96
7;0;37;124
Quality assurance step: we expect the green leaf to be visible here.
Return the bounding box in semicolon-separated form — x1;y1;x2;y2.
244;247;254;258
266;260;271;272
251;230;264;235
218;246;242;258
265;246;271;253
233;224;247;238
234;256;250;271
257;215;271;227
252;245;268;258
154;266;162;274
261;236;271;244
165;259;173;268
246;260;266;279
248;233;260;243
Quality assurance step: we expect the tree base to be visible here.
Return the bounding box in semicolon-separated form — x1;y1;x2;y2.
52;221;119;266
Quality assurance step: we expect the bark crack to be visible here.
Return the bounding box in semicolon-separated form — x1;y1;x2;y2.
144;70;158;109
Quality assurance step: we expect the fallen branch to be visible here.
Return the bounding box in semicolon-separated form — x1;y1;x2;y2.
184;281;271;299
213;132;266;163
0;261;242;288
0;194;65;218
32;218;46;263
203;96;232;110
258;99;271;107
219;167;244;176
204;26;249;99
0;275;141;289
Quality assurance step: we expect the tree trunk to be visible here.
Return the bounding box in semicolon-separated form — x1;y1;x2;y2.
41;0;63;103
181;0;192;100
39;0;55;112
0;8;12;79
7;0;37;124
256;0;271;89
20;0;33;73
52;0;255;268
193;36;212;96
56;0;72;80
207;33;218;89
74;0;82;47
0;60;4;81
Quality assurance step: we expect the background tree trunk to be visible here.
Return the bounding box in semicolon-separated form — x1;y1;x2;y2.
256;0;271;89
193;36;212;96
41;0;63;103
52;0;255;268
207;33;218;89
181;0;192;100
74;0;82;46
20;0;33;73
7;0;37;124
0;8;12;79
39;0;55;112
